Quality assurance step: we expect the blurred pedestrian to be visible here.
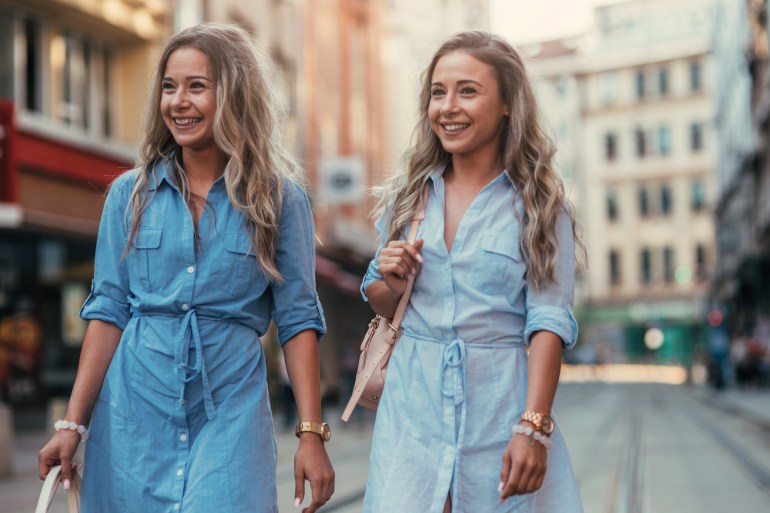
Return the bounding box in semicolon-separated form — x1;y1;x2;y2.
37;23;334;513
359;31;584;512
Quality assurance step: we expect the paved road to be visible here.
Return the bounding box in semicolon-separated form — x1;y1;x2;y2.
4;383;770;512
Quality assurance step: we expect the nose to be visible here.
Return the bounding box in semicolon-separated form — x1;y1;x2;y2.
170;87;190;110
440;93;459;116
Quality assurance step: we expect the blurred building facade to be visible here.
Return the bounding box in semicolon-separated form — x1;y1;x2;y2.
0;0;170;409
181;0;490;400
527;0;717;364
713;0;770;385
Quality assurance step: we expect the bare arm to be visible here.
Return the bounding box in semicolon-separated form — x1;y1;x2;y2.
500;330;563;501
38;319;122;484
366;238;424;318
282;329;334;513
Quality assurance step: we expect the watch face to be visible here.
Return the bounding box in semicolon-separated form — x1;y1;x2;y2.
321;423;331;442
541;416;554;434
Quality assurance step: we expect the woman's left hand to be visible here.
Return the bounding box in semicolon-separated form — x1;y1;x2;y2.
499;430;547;501
293;434;335;512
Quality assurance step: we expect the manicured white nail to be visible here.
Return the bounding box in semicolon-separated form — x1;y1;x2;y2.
498;481;503;493
416;254;424;263
63;479;71;490
294;497;301;508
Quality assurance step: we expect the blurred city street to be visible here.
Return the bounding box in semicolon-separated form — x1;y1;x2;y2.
3;381;770;512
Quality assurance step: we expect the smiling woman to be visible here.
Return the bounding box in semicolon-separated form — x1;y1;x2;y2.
360;31;585;513
37;23;334;513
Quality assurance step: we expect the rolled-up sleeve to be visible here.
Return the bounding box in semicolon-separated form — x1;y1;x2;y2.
80;174;133;330
524;208;579;350
271;181;326;345
360;211;388;302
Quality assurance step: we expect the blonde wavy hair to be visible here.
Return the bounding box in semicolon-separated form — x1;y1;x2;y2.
125;23;301;282
375;31;585;289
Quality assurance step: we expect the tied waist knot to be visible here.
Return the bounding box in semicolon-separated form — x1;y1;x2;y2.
440;339;467;406
173;309;216;419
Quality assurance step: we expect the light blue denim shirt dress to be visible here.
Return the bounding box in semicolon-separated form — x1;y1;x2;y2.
360;167;583;513
79;157;325;513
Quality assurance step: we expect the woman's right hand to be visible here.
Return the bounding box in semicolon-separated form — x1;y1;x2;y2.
38;430;81;486
377;239;424;297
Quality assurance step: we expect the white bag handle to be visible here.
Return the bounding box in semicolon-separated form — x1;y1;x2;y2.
35;465;82;513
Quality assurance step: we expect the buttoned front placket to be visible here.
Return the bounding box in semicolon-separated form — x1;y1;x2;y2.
166;179;224;511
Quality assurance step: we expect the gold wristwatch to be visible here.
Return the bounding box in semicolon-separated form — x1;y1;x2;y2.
295;421;331;442
520;411;554;434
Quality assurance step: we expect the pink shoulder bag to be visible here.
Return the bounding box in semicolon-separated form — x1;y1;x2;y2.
341;198;425;421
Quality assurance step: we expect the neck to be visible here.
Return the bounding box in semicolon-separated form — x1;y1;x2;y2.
446;152;503;188
180;146;227;190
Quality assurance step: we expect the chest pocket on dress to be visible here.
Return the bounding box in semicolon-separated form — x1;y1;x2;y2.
472;231;526;295
217;231;258;298
129;228;163;292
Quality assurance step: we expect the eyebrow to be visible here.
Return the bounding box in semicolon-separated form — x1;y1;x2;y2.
431;79;483;87
162;75;212;82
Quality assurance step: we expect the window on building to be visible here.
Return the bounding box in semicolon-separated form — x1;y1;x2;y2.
607;188;619;221
690;61;702;92
658;125;671;155
0;14;13;99
638;187;649;217
600;72;618;104
691;180;706;211
660;185;673;215
609;250;621;286
635;70;646;99
640;247;652;284
695;243;706;280
635;128;647;158
59;31;112;135
663;246;675;283
605;132;617;161
23;18;44;113
658;67;669;96
690;123;703;151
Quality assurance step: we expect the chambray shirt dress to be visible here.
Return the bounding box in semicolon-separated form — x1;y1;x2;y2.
79;158;325;513
361;167;584;513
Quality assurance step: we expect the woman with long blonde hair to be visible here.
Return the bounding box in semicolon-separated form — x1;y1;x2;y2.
38;23;334;513
360;31;584;512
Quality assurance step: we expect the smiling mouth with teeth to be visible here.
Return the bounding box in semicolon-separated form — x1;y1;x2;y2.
443;123;470;131
174;118;201;127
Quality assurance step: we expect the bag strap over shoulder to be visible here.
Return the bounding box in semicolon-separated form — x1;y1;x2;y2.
35;465;82;513
390;188;428;331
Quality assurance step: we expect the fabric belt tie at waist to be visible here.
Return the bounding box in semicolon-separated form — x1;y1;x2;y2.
403;332;524;407
441;339;467;406
173;309;216;419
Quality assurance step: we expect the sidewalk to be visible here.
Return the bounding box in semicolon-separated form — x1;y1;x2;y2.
0;406;374;513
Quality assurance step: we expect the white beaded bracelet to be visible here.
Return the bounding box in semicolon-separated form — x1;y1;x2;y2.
54;420;89;442
512;423;552;449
